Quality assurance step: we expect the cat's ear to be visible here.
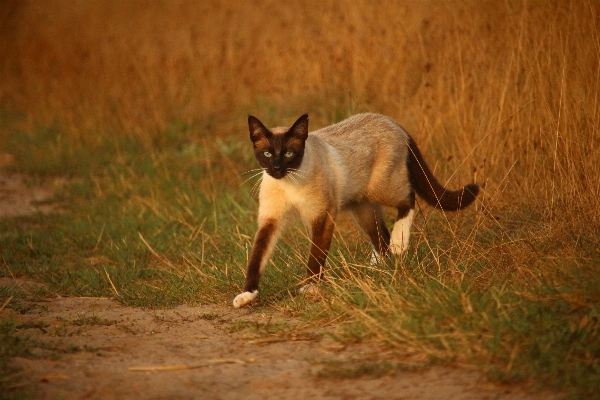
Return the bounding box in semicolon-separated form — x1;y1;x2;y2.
288;114;309;142
248;115;270;143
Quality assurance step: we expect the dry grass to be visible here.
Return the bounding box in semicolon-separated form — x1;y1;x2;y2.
1;0;599;215
1;0;599;396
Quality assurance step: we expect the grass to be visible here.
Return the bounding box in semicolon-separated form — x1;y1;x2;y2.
0;319;34;400
2;113;598;398
0;120;312;308
1;0;600;398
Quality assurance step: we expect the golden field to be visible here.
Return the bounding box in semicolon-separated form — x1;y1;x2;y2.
1;0;599;221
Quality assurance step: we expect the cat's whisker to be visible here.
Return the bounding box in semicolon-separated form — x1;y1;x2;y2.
250;177;263;197
239;170;266;187
292;172;308;181
290;171;308;179
287;169;304;176
251;175;262;189
287;169;308;181
287;173;300;187
290;174;302;187
241;168;265;176
288;171;307;184
240;174;263;188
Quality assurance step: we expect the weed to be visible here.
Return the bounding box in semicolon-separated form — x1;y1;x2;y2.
199;313;220;321
15;321;49;333
0;320;33;399
224;320;256;334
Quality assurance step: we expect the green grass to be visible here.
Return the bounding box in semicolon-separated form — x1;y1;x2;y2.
0;118;599;399
325;259;599;391
0;319;34;400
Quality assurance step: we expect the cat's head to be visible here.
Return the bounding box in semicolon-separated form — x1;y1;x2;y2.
248;114;308;179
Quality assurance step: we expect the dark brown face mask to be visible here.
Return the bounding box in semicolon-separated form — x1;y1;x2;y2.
248;114;308;179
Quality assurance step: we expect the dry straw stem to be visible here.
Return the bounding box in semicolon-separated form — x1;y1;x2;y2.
103;268;120;297
128;359;246;371
0;296;14;313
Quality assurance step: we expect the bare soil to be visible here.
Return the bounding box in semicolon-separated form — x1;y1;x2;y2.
0;154;67;219
0;167;559;400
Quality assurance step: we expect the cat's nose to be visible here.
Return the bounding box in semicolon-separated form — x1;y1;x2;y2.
272;161;283;171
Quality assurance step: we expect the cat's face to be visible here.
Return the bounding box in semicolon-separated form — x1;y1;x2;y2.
248;114;308;179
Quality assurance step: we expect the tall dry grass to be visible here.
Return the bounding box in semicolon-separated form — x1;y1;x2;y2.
1;1;599;219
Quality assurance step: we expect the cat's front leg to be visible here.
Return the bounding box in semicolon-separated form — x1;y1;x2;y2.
300;213;335;294
233;219;280;308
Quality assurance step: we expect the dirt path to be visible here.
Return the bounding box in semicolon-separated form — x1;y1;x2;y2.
0;166;558;399
3;283;554;400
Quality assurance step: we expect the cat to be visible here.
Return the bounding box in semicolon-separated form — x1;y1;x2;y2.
233;113;479;308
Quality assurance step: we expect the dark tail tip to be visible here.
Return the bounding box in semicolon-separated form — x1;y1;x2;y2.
456;183;479;210
406;135;480;211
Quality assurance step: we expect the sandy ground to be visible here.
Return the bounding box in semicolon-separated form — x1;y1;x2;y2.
0;154;66;219
0;163;559;399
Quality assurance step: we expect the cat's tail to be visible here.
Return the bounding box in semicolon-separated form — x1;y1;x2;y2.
406;136;479;211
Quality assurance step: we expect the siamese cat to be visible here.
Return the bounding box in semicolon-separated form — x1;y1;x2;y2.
233;113;479;308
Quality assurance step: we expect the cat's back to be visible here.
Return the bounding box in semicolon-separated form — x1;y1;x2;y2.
308;114;411;204
311;113;408;162
312;113;407;145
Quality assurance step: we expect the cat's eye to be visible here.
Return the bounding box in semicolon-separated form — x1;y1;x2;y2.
263;151;272;158
284;151;294;158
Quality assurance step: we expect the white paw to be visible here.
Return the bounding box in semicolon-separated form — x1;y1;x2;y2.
233;290;258;308
390;209;414;255
298;283;321;296
389;244;408;255
370;249;382;265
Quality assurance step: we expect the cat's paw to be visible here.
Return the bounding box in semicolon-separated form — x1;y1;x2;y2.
233;290;258;308
298;283;321;296
370;250;382;265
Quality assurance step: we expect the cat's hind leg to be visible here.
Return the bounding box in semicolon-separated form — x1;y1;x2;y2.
349;202;390;264
389;193;416;255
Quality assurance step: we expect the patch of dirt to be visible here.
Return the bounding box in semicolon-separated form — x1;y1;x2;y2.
0;154;63;218
0;166;560;399
1;279;558;400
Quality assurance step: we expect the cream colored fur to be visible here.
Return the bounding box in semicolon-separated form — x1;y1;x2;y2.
233;290;258;308
258;114;412;226
390;209;414;254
